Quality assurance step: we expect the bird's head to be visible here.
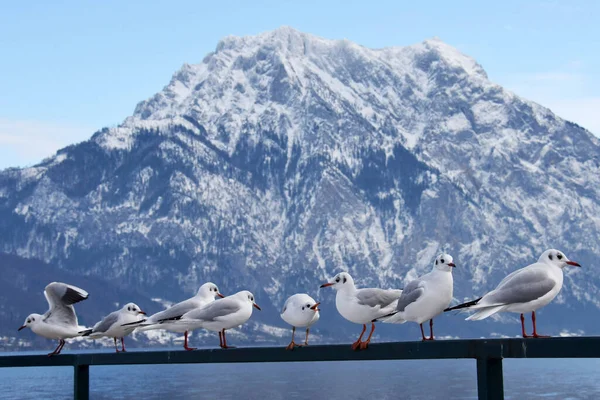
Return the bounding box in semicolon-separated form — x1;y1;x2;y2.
123;302;146;316
539;249;580;269
433;254;456;272
320;272;354;291
18;313;42;331
198;282;225;299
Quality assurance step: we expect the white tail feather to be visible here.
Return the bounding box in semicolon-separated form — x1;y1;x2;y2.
465;306;504;321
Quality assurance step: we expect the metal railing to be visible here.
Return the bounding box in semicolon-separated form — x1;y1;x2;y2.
0;337;597;400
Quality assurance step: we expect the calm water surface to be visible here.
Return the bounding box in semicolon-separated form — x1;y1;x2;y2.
0;350;598;399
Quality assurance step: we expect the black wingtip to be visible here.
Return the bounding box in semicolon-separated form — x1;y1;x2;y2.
157;316;182;323
79;329;93;336
121;319;147;327
444;297;483;312
372;311;398;323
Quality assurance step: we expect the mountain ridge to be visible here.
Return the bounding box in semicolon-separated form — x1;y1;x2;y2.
1;27;598;349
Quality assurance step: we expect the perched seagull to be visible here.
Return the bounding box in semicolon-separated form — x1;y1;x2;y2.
134;282;224;351
444;249;580;338
280;293;320;350
18;282;89;356
162;290;260;349
320;272;402;350
83;303;146;352
379;254;455;341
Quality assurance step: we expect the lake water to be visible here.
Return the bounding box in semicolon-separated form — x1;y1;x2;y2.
1;352;599;399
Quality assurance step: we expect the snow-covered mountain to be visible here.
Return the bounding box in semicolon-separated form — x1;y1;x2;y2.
1;27;599;348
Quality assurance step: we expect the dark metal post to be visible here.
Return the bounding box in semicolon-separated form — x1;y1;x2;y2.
74;364;89;400
476;357;504;400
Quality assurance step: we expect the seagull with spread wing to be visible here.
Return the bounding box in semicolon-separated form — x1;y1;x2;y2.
18;282;90;356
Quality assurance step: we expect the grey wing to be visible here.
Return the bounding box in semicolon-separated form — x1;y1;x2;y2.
182;299;240;322
480;268;556;306
92;312;120;334
150;298;198;323
43;282;88;326
44;282;89;309
395;280;425;312
356;288;402;308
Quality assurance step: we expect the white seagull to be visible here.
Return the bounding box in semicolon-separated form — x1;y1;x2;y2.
445;249;580;337
379;254;455;341
280;293;320;350
320;272;402;350
18;282;89;356
162;290;260;349
134;282;224;350
83;303;146;352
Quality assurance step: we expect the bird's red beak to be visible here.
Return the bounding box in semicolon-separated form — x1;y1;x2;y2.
138;311;146;315
253;303;261;311
566;261;581;267
320;282;333;288
217;293;225;298
310;302;320;311
448;263;456;268
17;325;26;331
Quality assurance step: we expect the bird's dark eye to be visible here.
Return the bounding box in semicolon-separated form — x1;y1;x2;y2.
549;254;553;260
557;254;563;260
307;304;311;308
335;277;340;282
27;319;31;323
441;259;445;264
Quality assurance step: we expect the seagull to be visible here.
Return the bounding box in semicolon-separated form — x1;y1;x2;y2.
161;290;260;349
134;282;224;351
18;282;89;356
320;272;402;350
378;254;455;341
83;303;146;352
280;293;320;350
444;249;581;338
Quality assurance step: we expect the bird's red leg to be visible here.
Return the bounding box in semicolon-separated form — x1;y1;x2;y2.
219;330;224;348
114;338;120;353
286;327;297;350
48;340;62;357
121;337;126;352
420;323;428;341
304;328;310;346
532;311;550;338
183;331;196;351
222;329;235;349
428;319;435;341
521;313;531;338
359;322;376;350
351;324;367;350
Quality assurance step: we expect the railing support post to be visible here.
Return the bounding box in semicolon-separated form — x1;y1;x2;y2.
476;357;504;400
74;364;89;400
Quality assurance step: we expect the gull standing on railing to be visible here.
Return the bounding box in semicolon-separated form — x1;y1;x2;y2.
320;272;401;350
445;249;580;337
378;254;455;340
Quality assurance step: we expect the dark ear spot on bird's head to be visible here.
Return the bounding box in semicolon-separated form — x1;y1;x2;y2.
343;276;347;283
549;254;553;261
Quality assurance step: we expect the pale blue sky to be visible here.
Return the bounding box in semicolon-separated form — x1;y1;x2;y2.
1;0;598;169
